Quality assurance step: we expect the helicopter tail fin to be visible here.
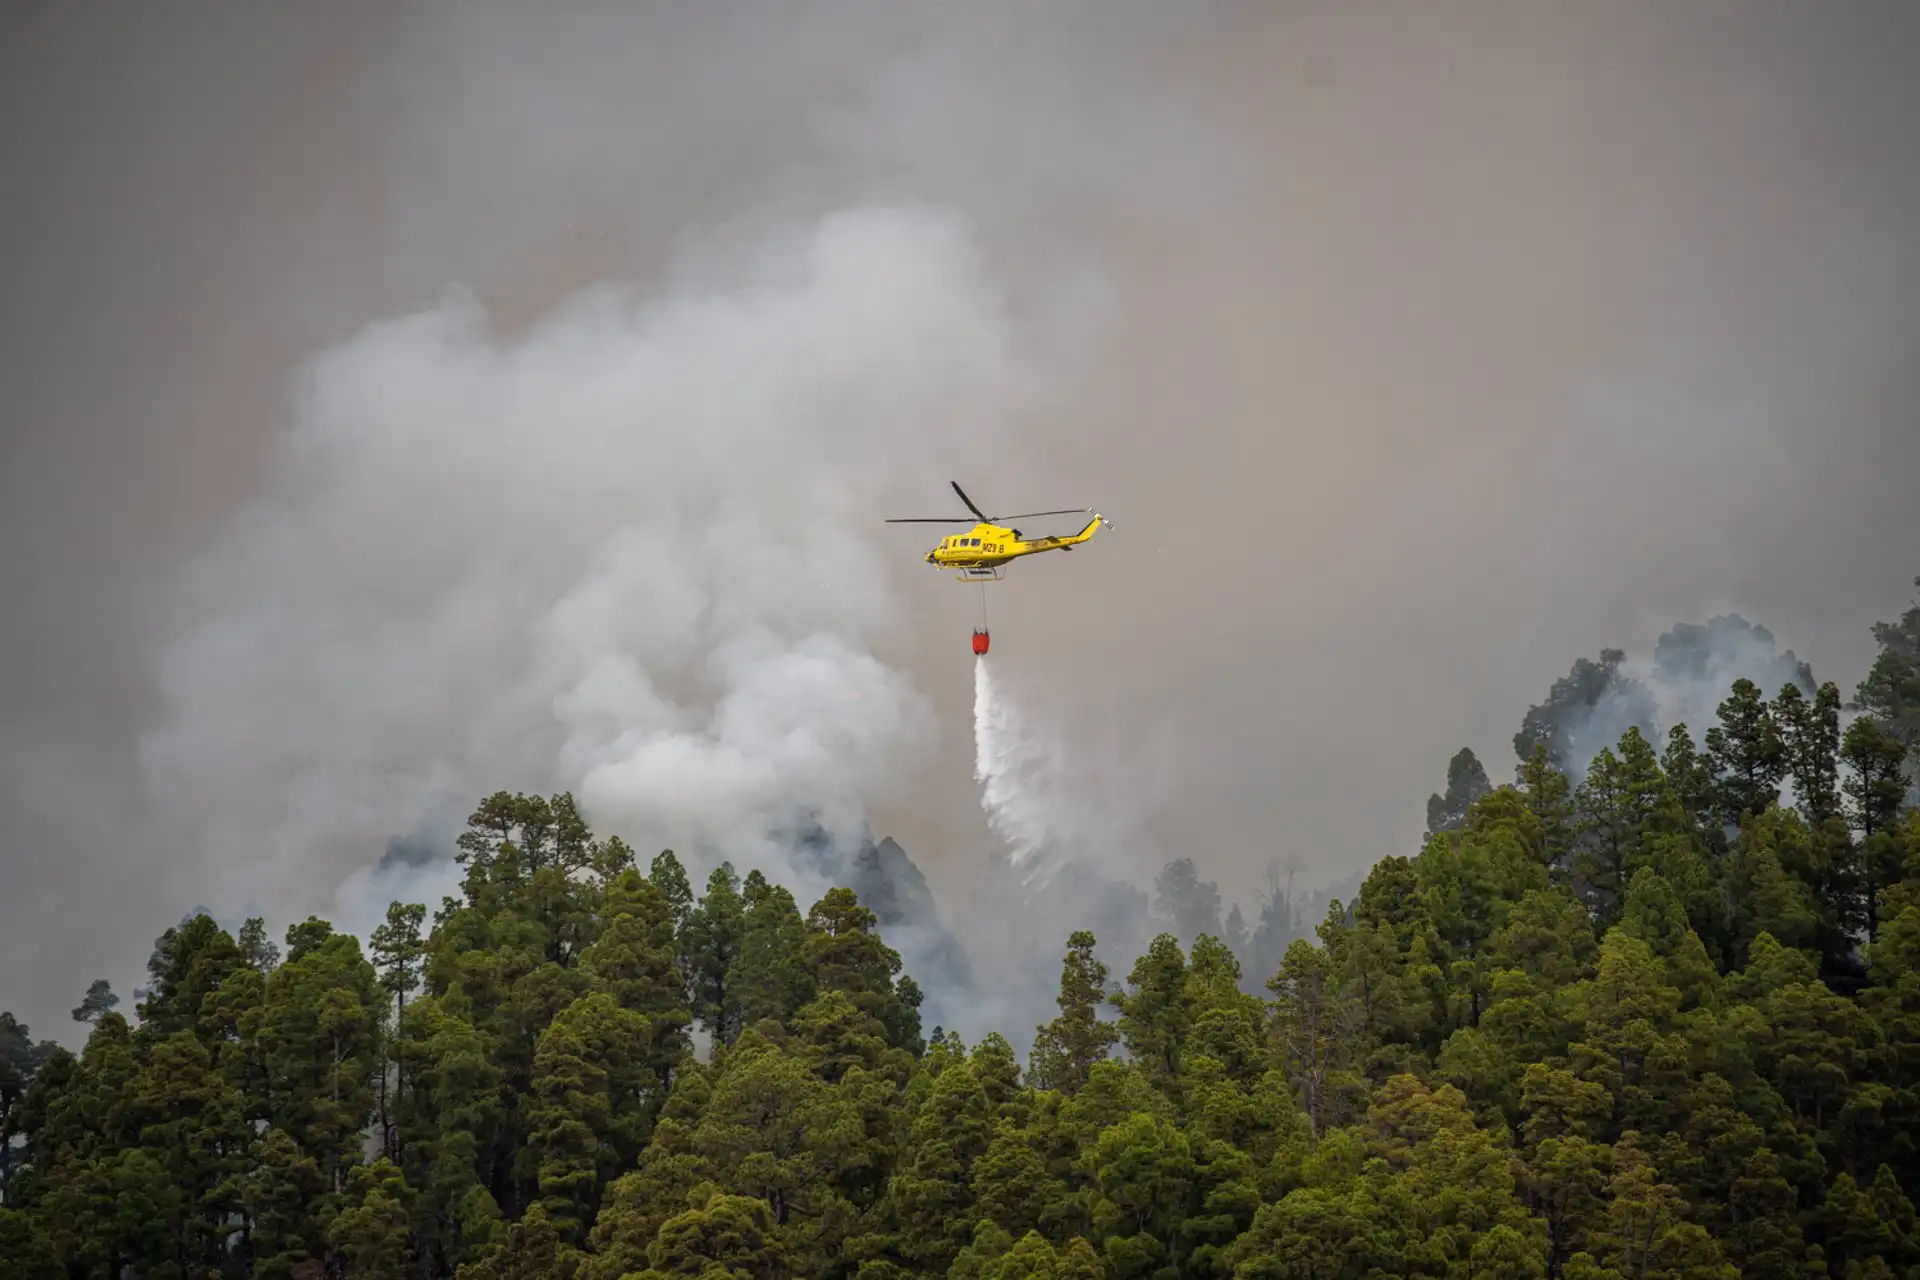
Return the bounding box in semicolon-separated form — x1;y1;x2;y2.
1063;512;1109;545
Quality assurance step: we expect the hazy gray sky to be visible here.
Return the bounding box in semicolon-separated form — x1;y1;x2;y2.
5;1;1919;1038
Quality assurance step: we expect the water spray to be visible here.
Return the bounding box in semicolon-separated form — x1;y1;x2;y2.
972;655;1066;893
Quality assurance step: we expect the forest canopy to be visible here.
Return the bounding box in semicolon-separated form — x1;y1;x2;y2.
3;586;1920;1279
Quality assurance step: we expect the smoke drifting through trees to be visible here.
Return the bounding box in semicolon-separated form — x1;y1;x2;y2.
132;207;1088;988
9;582;1915;1274
134;589;1910;1062
1514;615;1823;784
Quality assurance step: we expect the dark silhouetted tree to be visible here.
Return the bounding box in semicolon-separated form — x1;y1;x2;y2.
69;980;118;1026
1153;857;1223;946
1428;746;1494;836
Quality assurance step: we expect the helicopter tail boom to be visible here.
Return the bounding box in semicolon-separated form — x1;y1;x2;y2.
1028;513;1109;551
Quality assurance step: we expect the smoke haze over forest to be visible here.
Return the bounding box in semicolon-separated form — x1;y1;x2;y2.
5;2;1920;1040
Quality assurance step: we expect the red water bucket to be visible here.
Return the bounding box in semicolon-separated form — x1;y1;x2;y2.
972;629;990;656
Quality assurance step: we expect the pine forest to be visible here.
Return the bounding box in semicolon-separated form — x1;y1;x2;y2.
3;585;1919;1280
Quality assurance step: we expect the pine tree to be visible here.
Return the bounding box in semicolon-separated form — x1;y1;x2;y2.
0;1207;58;1275
891;1057;995;1270
0;1013;56;1207
1661;724;1715;833
642;1192;788;1278
1779;681;1844;825
1267;937;1361;1138
1518;742;1576;875
1222;903;1250;974
238;916;281;973
581;871;685;1019
1028;932;1120;1095
369;901;426;1159
136;912;245;1039
1615;868;1719;1011
1244;860;1302;990
241;1126;328;1273
1844;717;1910;840
803;887;921;1054
648;850;695;935
254;922;383;1194
327;1158;415;1276
1845;720;1912;945
730;871;816;1030
1111;933;1192;1087
1152;858;1223;947
682;864;747;1045
1571;727;1672;922
1428;746;1493;836
1723;1148;1804;1279
1852;577;1920;802
1514;648;1655;775
1706;678;1787;829
69;980;118;1026
576;870;692;1122
526;992;651;1239
121;1030;255;1270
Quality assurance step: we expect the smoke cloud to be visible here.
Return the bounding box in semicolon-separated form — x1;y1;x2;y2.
1517;614;1823;784
136;205;1103;954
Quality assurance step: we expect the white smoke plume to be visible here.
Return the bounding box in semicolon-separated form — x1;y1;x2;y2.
1643;616;1818;744
135;205;1103;946
1524;614;1822;784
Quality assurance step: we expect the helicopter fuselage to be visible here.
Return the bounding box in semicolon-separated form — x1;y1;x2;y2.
923;514;1107;577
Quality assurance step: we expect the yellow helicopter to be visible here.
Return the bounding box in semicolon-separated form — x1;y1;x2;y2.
886;481;1112;583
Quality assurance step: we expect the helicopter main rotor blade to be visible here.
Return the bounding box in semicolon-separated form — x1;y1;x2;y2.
884;517;976;523
950;481;990;522
996;508;1089;520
